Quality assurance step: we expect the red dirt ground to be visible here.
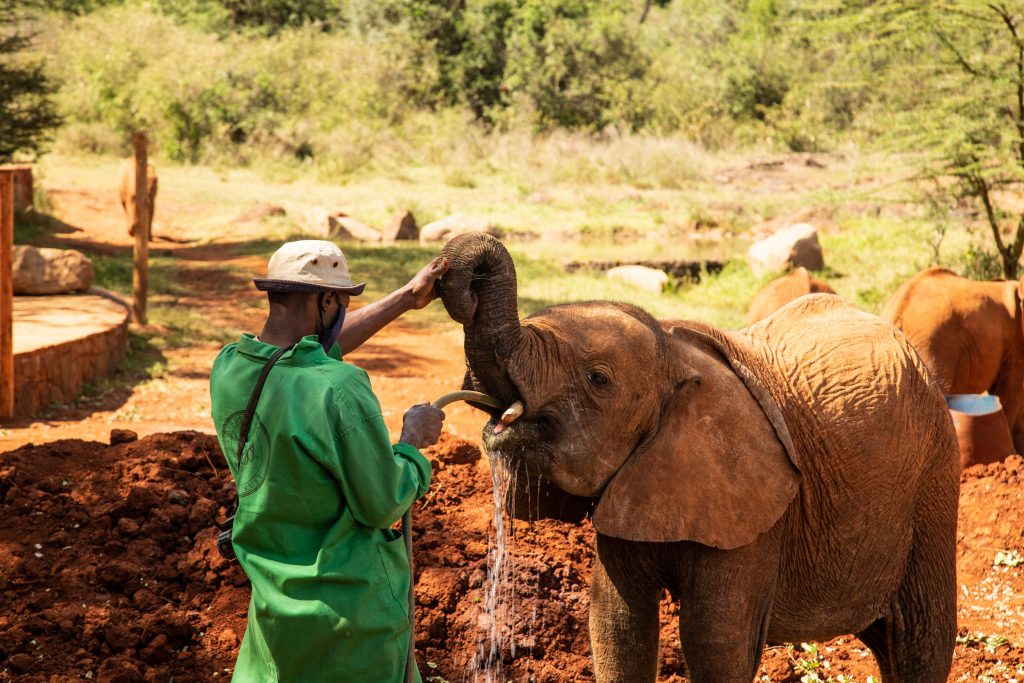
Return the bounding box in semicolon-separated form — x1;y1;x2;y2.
3;430;1024;682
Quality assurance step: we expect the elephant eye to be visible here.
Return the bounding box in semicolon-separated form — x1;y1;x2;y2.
588;370;610;387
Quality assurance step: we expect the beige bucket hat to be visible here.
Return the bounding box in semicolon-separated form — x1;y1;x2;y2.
253;240;365;295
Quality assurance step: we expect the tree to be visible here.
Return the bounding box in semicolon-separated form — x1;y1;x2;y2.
854;0;1024;278
925;2;1024;278
0;2;61;162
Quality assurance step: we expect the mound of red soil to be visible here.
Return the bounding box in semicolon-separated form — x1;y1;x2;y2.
2;432;1024;682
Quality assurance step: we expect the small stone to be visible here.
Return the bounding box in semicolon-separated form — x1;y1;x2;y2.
140;634;172;664
117;518;141;535
215;628;238;649
110;430;138;445
9;653;34;673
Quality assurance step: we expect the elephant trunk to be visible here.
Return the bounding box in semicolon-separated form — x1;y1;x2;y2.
438;233;524;407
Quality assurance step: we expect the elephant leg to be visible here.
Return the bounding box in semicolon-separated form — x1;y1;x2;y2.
673;532;780;683
590;538;661;683
857;480;956;682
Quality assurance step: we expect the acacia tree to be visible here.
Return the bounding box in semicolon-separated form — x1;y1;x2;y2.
912;1;1024;278
0;2;61;162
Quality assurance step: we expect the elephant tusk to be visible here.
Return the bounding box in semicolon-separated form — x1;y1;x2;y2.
501;400;524;425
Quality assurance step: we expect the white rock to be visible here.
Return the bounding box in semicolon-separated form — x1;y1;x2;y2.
607;265;669;293
13;245;94;294
419;213;498;243
746;222;824;278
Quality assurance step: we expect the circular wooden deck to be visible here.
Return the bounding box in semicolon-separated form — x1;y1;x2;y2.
10;291;130;419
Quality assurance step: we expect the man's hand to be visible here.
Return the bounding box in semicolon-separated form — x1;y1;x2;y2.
406;257;449;310
400;403;445;449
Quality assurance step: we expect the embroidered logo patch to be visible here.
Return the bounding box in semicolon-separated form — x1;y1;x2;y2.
222;410;271;497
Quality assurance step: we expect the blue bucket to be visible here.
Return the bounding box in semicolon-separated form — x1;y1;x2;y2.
945;394;1002;416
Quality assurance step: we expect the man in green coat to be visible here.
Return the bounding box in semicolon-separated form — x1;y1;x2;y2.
210;240;447;682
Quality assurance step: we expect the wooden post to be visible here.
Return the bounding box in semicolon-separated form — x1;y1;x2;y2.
0;170;14;419
132;132;149;325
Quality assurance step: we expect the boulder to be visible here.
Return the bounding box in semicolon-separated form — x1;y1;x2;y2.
12;245;94;294
301;207;334;238
233;203;286;224
385;210;419;241
746;222;824;278
607;265;669;293
419;213;498;243
332;215;382;242
300;208;381;242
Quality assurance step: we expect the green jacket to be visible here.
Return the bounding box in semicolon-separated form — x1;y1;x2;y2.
210;334;432;683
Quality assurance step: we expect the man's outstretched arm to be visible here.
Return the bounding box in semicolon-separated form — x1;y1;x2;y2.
338;257;448;356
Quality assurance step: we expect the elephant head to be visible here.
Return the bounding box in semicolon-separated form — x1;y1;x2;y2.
438;234;800;547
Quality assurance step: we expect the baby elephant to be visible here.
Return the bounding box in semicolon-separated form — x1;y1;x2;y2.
439;233;960;683
747;266;835;326
118;159;158;240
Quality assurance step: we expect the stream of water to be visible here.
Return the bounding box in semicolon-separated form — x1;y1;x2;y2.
468;454;518;682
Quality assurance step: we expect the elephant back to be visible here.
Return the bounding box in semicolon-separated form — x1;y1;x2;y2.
717;294;958;632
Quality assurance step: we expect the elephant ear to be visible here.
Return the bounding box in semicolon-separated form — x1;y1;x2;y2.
592;325;801;549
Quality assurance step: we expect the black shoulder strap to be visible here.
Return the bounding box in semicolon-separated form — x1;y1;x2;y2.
222;344;291;520
235;344;291;466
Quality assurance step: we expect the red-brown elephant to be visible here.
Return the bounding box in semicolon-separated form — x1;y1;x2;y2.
437;234;959;683
118;159;158;240
747;267;835;326
881;266;1024;453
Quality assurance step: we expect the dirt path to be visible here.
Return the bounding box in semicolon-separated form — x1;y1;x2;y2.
1;174;487;451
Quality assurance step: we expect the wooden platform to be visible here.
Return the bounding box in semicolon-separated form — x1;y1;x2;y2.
10;292;130;419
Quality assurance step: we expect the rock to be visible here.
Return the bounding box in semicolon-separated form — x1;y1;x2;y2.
234;203;285;224
606;265;669;293
12;245;94;294
746;222;824;278
9;652;35;673
97;561;139;589
140;634;172;664
214;627;238;649
110;429;138;445
384;210;419;241
97;655;144;683
419;213;498;243
301;208;381;242
332;215;382;242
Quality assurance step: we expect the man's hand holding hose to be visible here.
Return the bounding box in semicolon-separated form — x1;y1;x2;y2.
400;403;445;449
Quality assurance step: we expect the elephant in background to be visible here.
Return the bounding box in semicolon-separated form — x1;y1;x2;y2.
881;266;1024;453
118;159;158;240
747;266;835;326
437;234;959;683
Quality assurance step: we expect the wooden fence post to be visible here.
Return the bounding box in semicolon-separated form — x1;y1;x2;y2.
132;132;149;325
0;170;14;419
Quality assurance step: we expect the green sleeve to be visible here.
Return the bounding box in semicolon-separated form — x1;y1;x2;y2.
327;381;433;529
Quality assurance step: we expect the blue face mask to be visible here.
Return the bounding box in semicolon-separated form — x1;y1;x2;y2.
318;295;345;353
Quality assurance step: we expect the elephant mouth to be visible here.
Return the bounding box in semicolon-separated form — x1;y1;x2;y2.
481;400;557;462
